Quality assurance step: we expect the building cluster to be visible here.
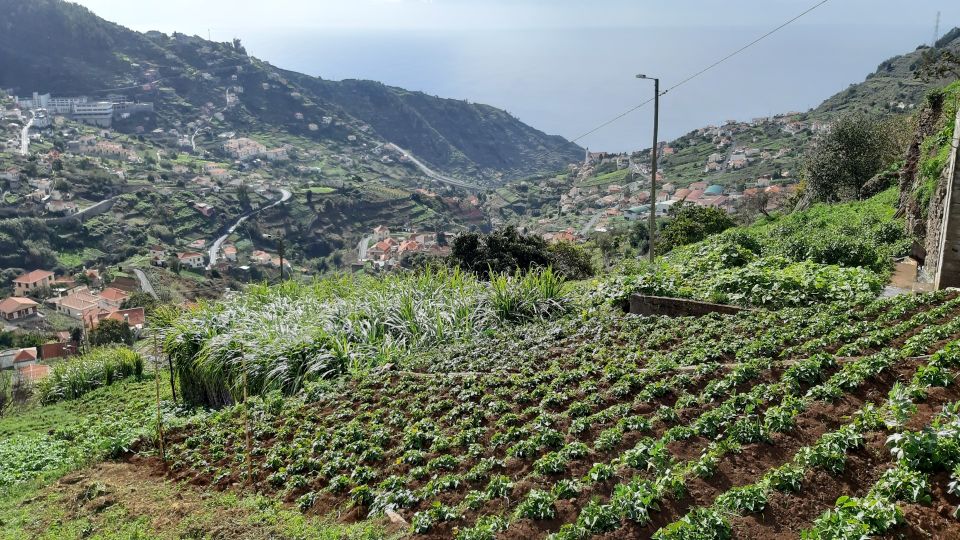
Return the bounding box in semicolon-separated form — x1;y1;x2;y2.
221;137;289;162
15;92;153;128
68;134;141;163
2;269;145;333
358;225;453;270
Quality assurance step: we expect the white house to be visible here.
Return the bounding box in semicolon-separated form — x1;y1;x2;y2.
178;252;205;269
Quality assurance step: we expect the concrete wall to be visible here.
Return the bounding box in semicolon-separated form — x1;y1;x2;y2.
934;107;960;289
628;294;749;317
47;197;116;225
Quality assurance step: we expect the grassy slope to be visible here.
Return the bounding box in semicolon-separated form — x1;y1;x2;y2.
0;373;393;540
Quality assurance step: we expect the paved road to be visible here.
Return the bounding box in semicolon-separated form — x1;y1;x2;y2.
190;88;230;153
386;143;479;191
207;188;291;268
19;111;33;156
133;268;158;300
579;210;605;237
357;234;374;262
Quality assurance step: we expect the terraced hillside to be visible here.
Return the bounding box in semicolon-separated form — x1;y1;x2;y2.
159;290;960;539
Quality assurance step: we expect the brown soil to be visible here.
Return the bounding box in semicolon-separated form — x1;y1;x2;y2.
891;471;960;539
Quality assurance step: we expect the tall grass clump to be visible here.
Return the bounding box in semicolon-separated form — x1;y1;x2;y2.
36;347;145;404
162;267;569;407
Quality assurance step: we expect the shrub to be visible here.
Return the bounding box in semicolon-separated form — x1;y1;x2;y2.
36;347;144;404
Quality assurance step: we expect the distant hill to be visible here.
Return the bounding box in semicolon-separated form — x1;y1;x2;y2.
0;0;581;182
814;28;960;117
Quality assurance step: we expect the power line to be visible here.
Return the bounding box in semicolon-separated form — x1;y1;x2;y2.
540;0;832;158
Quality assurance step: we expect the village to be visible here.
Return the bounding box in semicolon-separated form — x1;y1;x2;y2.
528;112;814;237
356;225;454;270
0;268;147;387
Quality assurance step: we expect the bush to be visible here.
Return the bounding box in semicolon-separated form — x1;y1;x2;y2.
162;268;570;407
36;347;145;404
659;202;736;252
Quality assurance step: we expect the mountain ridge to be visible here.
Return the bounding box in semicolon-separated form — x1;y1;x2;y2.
0;0;582;181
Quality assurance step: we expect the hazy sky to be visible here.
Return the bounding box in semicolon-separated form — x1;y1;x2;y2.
68;1;960;151
70;1;960;34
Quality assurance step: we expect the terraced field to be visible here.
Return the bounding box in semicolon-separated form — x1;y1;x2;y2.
160;290;960;539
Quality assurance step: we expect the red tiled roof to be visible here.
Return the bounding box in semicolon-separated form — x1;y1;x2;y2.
14;348;37;363
104;307;146;327
100;287;129;302
13;270;54;284
0;296;39;313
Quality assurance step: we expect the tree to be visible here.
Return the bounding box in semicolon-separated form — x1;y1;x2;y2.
628;221;649;252
120;291;157;313
237;185;251;209
89;318;134;346
451;226;553;277
803;114;901;202
916;47;960;82
659;202;736;252
547;241;594;279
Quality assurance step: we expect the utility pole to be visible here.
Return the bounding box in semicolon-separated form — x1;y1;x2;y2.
933;11;941;47
637;74;660;262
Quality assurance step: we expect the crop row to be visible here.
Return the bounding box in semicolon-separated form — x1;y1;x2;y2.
158;291;960;539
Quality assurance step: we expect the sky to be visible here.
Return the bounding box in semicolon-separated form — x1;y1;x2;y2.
69;1;960;34
70;1;960;151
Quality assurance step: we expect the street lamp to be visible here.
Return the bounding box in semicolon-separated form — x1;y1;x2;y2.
637;74;660;262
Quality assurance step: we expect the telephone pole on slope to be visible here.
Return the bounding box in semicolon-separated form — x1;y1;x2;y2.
637;74;660;262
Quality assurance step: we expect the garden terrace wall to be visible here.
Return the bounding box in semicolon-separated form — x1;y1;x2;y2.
628;294;750;317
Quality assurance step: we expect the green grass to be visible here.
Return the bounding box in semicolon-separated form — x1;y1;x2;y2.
579;168;629;187
604;187;908;308
0;370;169;488
304;186;335;194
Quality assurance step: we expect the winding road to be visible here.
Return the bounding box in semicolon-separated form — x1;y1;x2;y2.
207;188;291;268
579;210;605;237
357;234;374;262
133;268;158;300
386;143;479;191
19;111;33;156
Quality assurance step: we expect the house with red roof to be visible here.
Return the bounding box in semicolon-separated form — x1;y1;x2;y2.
0;297;39;321
13;270;54;297
99;287;130;308
372;225;391;241
93;307;146;333
178;252;205;269
250;250;272;265
49;290;102;319
1;347;38;369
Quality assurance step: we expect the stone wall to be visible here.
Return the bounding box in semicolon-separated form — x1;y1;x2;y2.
628;294;749;317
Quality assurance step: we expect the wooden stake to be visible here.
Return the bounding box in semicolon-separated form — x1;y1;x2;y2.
242;347;253;489
153;334;166;463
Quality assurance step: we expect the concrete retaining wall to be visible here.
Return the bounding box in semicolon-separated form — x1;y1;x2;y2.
628;294;749;317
